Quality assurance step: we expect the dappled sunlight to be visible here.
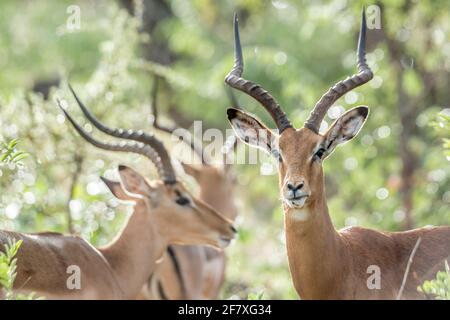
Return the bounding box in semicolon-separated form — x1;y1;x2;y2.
0;0;449;301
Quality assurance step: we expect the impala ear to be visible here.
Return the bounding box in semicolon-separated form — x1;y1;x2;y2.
227;108;277;155
181;162;202;180
100;177;136;201
117;165;154;199
323;106;369;157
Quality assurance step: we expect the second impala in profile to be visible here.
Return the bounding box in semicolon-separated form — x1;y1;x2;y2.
0;88;235;299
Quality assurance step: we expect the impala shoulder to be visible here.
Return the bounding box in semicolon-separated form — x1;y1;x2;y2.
25;231;82;246
338;226;394;246
339;225;392;235
0;230;23;244
338;225;370;235
31;231;64;236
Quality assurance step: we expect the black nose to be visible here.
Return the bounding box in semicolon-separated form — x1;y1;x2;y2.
287;182;304;191
230;225;237;233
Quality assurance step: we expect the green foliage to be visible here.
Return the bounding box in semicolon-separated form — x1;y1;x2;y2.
0;239;39;300
0;239;22;292
432;111;450;156
0;2;139;241
0;0;448;299
0;139;28;165
418;261;450;300
247;290;265;300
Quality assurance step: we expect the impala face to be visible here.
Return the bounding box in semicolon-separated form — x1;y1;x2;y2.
103;165;236;249
224;11;372;216
160;181;236;248
277;128;320;209
227;107;369;211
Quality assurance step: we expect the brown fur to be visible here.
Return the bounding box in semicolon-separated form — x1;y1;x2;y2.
229;108;450;299
0;166;235;299
282;128;450;299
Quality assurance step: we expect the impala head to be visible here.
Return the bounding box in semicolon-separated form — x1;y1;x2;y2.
225;12;373;212
57;88;236;249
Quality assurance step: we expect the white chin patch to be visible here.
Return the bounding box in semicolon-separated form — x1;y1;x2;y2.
286;196;307;208
218;238;231;249
285;197;310;221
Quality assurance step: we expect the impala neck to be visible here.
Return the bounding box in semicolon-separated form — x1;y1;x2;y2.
99;202;166;299
283;184;345;299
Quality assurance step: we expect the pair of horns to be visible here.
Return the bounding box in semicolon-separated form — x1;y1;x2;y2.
225;10;373;133
57;84;177;184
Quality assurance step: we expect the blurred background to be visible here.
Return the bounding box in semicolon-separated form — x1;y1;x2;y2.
0;0;449;299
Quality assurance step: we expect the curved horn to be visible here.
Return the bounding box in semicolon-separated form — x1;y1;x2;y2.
59;94;177;184
149;77;209;165
304;10;373;133
224;13;292;133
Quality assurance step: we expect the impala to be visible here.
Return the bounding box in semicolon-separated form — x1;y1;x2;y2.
134;79;239;299
224;12;450;299
0;89;236;300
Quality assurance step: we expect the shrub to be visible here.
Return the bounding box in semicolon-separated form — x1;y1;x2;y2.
418;261;450;300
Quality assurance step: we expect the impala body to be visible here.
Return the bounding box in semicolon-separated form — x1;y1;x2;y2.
0;88;236;300
137;80;238;299
1;229;123;299
189;164;239;298
224;12;450;299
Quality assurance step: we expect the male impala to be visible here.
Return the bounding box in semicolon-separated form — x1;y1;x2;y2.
224;12;450;299
135;79;238;299
0;90;235;299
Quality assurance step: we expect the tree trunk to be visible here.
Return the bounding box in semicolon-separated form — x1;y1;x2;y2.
120;0;175;64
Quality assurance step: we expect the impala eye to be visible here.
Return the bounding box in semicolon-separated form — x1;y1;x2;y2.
174;190;191;206
314;148;326;159
176;196;190;206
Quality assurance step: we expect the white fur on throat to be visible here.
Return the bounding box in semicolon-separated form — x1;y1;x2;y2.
291;208;310;221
